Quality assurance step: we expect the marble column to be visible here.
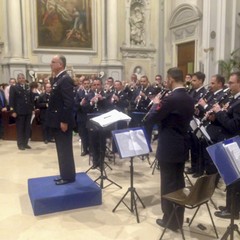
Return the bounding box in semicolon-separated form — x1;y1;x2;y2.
6;0;23;58
106;0;119;64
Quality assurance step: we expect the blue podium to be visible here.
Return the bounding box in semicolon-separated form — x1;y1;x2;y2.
28;172;102;216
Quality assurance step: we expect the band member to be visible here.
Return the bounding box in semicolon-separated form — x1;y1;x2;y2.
145;67;194;231
108;80;129;113
206;72;240;219
186;71;207;175
75;78;93;156
197;74;226;118
46;55;76;185
88;78;108;169
194;74;228;177
152;74;163;95
9;73;34;150
129;75;154;128
36;83;53;144
184;73;192;92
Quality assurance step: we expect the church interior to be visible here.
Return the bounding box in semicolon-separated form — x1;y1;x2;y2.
1;0;240;239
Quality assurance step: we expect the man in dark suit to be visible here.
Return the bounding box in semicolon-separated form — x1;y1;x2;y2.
46;55;76;185
206;71;240;219
9;73;34;150
0;87;8;138
145;67;194;231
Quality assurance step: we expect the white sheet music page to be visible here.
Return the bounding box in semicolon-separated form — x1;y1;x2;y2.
223;142;240;175
90;109;131;127
114;129;150;158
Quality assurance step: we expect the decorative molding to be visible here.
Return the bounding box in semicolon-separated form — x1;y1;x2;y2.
120;45;156;58
169;4;202;30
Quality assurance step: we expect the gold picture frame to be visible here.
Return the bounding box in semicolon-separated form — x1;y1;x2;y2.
33;0;95;52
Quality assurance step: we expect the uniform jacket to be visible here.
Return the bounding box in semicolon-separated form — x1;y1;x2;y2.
207;95;240;142
46;71;75;128
36;92;51;122
9;83;34;115
131;85;154;112
146;88;194;163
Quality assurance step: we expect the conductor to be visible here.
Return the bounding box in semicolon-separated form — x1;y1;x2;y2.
46;55;76;185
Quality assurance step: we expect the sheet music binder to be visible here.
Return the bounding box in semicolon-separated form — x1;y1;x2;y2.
112;127;151;159
206;136;240;186
90;109;131;128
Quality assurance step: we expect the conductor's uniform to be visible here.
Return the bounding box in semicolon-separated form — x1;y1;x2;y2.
46;71;76;182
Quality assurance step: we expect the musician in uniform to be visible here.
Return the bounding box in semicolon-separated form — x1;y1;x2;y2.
129;75;154;128
36;83;53;144
206;71;240;219
186;71;207;175
145;67;194;231
193;74;227;177
9;73;34;150
75;78;93;156
88;78;108;169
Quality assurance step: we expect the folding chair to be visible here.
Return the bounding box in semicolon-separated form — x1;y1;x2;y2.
159;173;219;240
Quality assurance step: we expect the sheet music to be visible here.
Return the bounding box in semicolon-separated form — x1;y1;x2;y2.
223;142;240;175
90;109;131;127
114;129;150;158
190;117;211;142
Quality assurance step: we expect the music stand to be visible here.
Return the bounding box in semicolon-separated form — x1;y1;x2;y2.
89;110;131;189
112;127;151;223
207;136;240;240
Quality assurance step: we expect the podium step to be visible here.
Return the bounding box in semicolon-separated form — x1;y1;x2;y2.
28;172;102;216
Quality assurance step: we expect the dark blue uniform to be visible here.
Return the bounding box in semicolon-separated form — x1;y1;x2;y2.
46;71;76;181
145;88;194;230
9;83;34;149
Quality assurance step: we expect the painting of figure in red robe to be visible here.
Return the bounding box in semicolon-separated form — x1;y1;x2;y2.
36;0;93;49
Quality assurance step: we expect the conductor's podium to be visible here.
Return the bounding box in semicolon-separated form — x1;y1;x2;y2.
28;172;102;216
2;111;43;141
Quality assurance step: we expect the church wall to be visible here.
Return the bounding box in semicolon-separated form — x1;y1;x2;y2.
0;0;240;84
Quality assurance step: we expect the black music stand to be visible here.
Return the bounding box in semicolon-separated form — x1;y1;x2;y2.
207;136;240;240
89;110;131;189
112;127;151;223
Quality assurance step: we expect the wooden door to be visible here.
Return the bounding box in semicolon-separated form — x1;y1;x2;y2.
177;41;195;77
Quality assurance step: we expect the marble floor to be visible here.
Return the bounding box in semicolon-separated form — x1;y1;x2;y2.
0;136;238;240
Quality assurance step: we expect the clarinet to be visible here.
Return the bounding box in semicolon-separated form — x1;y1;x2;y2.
142;89;170;123
200;91;230;123
135;86;144;110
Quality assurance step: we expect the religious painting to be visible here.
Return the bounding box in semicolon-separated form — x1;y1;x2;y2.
36;0;93;50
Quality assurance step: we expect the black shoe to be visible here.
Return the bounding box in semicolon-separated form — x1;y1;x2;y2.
55;179;75;185
18;146;25;150
218;206;227;211
192;172;203;178
54;177;62;182
44;140;48;144
156;219;179;232
214;210;239;219
81;151;89;156
25;145;31;149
